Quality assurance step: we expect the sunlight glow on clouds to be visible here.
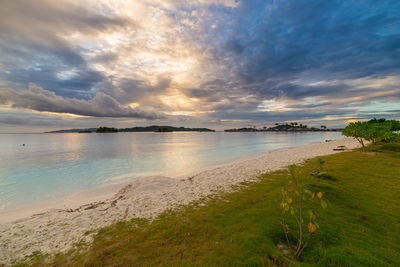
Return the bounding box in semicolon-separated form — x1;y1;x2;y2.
0;0;399;132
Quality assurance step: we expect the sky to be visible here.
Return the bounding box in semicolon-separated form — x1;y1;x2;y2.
0;0;399;133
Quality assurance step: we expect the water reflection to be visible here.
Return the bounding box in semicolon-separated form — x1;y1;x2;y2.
0;131;342;210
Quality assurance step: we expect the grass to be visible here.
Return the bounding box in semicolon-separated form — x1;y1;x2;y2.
365;142;400;154
16;143;400;266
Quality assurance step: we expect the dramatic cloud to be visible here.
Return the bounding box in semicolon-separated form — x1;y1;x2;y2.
0;84;164;119
0;0;399;132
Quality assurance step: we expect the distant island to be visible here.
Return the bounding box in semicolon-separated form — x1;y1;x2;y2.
46;125;215;133
96;127;118;133
118;126;214;132
225;122;342;132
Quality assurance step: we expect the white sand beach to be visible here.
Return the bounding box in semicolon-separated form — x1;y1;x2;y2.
0;138;360;264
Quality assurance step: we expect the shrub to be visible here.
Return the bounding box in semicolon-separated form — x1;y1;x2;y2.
381;143;400;152
280;163;327;258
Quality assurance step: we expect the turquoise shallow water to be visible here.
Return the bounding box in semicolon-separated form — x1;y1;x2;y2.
0;131;342;211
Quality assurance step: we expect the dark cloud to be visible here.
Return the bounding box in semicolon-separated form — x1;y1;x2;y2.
209;0;400;101
287;102;332;109
0;0;131;97
0;66;106;99
0;84;165;119
0;0;129;35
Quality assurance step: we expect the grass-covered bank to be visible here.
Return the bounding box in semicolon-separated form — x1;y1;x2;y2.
18;145;400;266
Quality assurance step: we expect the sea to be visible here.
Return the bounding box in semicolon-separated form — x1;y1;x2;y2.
0;131;342;214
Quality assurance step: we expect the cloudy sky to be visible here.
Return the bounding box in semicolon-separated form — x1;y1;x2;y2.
0;0;399;132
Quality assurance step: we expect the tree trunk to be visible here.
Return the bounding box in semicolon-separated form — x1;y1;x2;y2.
296;193;303;257
356;137;365;151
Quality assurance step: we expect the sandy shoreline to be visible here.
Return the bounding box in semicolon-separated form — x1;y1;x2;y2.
0;138;360;264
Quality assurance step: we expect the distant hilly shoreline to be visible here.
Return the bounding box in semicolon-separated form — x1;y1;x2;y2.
45;123;344;133
45;125;215;133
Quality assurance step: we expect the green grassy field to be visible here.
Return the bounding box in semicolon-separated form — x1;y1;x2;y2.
17;144;400;266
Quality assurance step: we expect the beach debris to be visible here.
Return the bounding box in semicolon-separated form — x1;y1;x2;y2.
123;207;129;219
83;201;105;210
31;212;47;217
115;184;132;198
333;145;347;151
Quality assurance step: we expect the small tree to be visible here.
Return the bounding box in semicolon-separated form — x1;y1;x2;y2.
343;120;400;149
280;164;327;258
363;122;393;145
342;122;367;151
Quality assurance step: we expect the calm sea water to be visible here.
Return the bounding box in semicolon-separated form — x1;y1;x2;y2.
0;132;342;211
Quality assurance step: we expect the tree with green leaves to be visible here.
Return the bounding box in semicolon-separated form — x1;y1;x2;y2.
390;120;400;131
342;122;367;150
363;122;393;145
342;119;400;150
368;118;400;131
